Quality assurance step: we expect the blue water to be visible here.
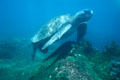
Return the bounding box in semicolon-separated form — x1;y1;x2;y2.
0;0;120;49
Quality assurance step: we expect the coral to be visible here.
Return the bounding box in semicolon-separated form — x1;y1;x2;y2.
0;39;120;80
104;41;120;80
29;41;118;80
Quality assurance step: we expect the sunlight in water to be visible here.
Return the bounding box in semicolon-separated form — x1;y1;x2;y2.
115;0;120;9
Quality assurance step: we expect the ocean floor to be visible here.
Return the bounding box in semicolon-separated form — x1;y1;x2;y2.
0;38;120;80
0;38;41;80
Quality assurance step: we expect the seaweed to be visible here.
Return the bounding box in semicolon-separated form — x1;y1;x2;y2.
29;40;120;80
0;39;120;80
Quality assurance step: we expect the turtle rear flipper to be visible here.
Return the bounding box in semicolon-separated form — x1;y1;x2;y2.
32;43;38;61
32;39;49;60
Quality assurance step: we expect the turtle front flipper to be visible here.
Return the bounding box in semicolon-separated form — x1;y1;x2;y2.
77;22;87;43
42;24;72;50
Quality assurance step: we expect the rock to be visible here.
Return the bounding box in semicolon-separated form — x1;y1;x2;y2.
29;41;114;80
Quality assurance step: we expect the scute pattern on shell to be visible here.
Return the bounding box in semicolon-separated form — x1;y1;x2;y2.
32;15;71;43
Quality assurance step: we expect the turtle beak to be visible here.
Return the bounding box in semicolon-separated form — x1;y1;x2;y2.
84;9;93;20
90;10;93;16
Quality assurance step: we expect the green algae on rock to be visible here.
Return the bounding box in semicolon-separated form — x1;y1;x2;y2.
0;39;119;80
29;41;117;80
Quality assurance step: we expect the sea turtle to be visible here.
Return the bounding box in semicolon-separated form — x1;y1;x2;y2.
31;9;93;60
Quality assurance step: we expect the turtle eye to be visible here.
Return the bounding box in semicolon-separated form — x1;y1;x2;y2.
84;11;90;15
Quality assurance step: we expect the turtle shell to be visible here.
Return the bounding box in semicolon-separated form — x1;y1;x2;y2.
31;15;71;43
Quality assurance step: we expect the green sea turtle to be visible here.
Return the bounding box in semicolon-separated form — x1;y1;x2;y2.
31;9;93;60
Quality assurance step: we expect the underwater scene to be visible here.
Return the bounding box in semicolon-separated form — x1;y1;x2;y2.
0;0;120;80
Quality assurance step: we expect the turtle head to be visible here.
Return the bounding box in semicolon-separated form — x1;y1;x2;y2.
73;9;93;23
